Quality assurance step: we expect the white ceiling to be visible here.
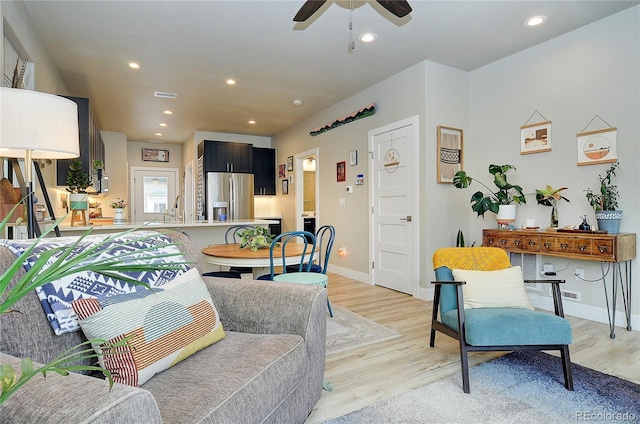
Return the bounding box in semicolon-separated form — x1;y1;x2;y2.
21;0;638;143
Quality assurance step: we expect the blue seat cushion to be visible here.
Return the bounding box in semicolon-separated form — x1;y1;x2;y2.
441;308;572;346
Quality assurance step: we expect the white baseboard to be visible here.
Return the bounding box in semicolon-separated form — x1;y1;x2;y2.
328;264;371;284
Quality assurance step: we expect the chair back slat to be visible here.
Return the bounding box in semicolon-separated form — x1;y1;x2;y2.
315;225;335;274
432;247;512;314
225;225;256;244
269;231;317;280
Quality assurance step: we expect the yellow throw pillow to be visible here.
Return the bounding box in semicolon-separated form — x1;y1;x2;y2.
452;266;534;310
72;268;225;386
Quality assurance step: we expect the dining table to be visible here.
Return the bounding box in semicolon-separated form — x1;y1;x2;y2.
201;243;316;279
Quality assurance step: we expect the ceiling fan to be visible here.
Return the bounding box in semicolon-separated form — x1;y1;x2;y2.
293;0;412;22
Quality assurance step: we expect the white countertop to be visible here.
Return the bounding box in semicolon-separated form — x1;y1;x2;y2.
52;219;278;233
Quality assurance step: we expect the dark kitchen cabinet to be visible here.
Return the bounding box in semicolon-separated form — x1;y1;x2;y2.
198;140;253;174
56;96;105;186
252;147;276;195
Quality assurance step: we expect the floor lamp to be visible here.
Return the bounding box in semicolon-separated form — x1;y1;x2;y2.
0;87;80;238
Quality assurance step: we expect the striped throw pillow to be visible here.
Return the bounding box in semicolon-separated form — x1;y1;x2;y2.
71;268;225;386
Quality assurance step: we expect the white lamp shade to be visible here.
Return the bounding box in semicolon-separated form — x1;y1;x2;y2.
0;87;80;159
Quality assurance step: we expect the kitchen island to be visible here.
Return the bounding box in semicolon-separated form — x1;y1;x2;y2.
48;219;278;274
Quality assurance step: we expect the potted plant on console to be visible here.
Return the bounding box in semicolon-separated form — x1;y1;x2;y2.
536;185;569;229
66;158;92;226
585;162;622;234
453;164;526;228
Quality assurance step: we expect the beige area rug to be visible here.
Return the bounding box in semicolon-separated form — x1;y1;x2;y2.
326;305;401;355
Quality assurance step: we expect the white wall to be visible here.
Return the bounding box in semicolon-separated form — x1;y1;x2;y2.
466;6;639;326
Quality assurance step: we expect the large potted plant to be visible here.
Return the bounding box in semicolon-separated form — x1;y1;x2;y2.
585;162;622;233
65;158;92;211
453;164;526;228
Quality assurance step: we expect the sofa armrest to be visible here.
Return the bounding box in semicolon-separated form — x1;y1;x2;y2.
0;352;162;424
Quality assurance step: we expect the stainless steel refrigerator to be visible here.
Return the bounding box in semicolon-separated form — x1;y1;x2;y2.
206;173;254;223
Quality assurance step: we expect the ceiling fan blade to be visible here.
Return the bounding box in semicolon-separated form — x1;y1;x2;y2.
376;0;412;18
293;0;328;22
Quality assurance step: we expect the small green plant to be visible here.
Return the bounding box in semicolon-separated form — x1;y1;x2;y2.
455;229;475;247
535;185;570;206
65;158;92;194
238;226;276;252
453;164;526;218
585;162;620;211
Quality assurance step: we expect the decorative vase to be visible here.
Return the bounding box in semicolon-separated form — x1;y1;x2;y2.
69;193;88;211
595;210;622;234
113;208;126;224
550;199;559;229
496;205;517;230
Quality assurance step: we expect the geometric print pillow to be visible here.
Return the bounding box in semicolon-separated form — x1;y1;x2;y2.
71;268;225;386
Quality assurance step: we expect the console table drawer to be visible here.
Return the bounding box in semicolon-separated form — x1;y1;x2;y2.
483;229;635;262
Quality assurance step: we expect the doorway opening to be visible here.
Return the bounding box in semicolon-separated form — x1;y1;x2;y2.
295;148;320;236
130;167;179;223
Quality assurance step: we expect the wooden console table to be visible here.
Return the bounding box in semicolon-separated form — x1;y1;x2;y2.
483;229;636;338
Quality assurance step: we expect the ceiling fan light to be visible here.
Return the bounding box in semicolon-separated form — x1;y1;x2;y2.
359;33;377;43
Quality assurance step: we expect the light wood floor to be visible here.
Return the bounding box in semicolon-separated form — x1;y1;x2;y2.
305;273;640;423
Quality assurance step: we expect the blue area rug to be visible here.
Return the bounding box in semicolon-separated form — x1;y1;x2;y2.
324;351;639;423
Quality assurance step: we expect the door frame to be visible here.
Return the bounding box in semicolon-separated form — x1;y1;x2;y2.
130;166;180;223
368;115;420;295
295;148;320;234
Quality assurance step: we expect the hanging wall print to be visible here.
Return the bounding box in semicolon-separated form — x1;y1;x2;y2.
437;126;463;183
576;128;617;166
520;121;551;154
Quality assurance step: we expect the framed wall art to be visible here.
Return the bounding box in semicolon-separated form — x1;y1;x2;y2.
520;121;551;154
282;179;289;195
349;150;358;166
336;161;346;182
142;148;169;162
278;164;286;178
576;128;617;166
437;126;463;183
287;156;294;171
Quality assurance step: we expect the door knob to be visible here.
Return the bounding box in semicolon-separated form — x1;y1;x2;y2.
400;216;412;222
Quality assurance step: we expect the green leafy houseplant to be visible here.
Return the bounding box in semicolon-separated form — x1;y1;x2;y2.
536;185;570;228
585;162;620;211
237;226;276;252
0;204;192;404
453;164;526;218
65;158;92;194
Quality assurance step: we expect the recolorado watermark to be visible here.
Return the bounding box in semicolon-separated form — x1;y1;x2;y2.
576;411;637;421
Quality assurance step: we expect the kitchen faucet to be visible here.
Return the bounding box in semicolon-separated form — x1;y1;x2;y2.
173;194;184;222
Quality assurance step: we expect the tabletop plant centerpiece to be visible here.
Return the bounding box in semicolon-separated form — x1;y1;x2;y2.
237;226;275;252
453;164;526;229
110;198;127;224
585;162;622;234
536;185;570;229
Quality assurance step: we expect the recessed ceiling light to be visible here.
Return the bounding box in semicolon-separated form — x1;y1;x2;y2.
163;110;173;115
248;120;256;125
292;99;303;106
359;33;377;43
226;79;236;85
525;15;548;27
159;123;168;127
155;132;163;136
129;62;140;69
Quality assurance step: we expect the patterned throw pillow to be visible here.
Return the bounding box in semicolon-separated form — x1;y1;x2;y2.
71;268;225;386
452;266;535;310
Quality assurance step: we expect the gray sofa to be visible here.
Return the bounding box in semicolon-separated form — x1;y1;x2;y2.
0;229;327;423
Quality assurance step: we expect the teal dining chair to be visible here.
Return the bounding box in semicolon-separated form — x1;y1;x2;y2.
286;225;335;274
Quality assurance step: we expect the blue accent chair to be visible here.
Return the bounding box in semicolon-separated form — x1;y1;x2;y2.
430;247;573;394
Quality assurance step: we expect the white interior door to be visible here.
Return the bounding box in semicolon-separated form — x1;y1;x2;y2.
130;167;179;223
370;117;419;295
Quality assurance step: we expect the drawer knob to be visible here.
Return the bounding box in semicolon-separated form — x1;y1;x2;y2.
561;243;568;250
500;239;507;245
598;246;609;253
578;244;587;251
544;242;551;248
488;237;495;244
514;240;521;246
528;241;536;246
